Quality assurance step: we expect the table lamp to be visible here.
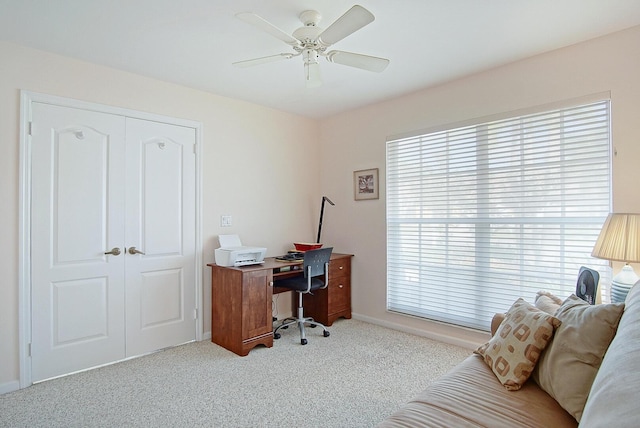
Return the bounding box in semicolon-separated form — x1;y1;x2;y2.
591;213;640;303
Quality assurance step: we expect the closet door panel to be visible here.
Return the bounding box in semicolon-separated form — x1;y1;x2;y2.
124;118;197;356
30;103;127;382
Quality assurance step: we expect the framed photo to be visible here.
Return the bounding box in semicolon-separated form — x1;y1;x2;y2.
354;168;379;200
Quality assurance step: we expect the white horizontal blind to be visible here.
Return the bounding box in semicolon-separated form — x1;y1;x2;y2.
386;100;611;331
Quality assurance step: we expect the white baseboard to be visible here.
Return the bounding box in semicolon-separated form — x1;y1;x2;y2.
351;313;484;350
0;380;20;395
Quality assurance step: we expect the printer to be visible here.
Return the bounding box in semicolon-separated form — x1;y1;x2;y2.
214;234;267;267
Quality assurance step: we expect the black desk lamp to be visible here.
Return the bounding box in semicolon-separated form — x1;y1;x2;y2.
316;196;335;243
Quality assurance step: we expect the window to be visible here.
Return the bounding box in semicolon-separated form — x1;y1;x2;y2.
386;99;611;331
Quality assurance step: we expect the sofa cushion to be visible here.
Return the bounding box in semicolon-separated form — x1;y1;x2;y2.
534;290;563;314
532;294;624;422
377;355;577;428
580;281;640;427
475;298;560;391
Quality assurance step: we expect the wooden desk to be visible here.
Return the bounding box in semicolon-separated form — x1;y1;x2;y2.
208;253;353;356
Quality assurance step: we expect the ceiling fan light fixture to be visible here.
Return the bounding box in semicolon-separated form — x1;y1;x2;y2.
303;48;319;65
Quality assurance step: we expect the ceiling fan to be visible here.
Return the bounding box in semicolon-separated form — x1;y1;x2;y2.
233;5;390;88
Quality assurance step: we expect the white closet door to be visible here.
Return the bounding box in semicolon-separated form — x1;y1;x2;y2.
30;103;127;382
124;118;197;355
29;103;198;383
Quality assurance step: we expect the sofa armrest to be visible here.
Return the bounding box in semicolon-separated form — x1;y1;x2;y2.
491;313;506;336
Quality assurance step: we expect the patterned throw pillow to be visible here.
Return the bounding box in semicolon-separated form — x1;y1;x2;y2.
475;298;561;391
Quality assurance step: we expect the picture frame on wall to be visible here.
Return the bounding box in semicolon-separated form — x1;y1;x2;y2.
354;168;379;200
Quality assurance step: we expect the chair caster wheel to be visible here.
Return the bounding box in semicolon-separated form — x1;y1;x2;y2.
281;326;289;330
274;333;281;340
309;324;317;328
301;338;308;345
323;331;330;337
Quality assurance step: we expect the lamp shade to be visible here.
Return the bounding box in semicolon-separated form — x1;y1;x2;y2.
591;213;640;263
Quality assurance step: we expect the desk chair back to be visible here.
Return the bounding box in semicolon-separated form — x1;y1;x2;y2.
303;247;333;278
300;247;332;294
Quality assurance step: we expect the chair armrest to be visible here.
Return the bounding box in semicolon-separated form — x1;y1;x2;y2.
320;262;329;289
491;313;506;337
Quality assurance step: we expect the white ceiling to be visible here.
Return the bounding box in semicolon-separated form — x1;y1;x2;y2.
2;0;640;119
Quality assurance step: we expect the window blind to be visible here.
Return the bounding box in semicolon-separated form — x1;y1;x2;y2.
386;100;612;331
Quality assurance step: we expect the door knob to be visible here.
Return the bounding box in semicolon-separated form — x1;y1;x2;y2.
128;246;146;255
104;247;121;256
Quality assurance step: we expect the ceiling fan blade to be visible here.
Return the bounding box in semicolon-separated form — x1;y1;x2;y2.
304;62;322;88
236;12;299;46
326;50;389;72
317;5;374;47
232;53;294;68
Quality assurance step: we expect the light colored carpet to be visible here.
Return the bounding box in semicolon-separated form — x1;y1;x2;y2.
0;319;471;428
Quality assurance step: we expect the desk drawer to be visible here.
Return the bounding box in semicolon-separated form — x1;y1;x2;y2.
328;275;349;312
329;258;350;279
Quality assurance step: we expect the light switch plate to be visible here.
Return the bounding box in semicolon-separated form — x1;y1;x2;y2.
221;215;232;227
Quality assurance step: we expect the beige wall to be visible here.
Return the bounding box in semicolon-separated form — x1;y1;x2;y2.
0;41;320;391
318;26;640;347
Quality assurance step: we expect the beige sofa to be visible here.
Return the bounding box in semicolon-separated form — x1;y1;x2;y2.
379;282;640;427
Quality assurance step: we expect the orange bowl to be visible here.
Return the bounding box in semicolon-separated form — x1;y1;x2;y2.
294;242;323;251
